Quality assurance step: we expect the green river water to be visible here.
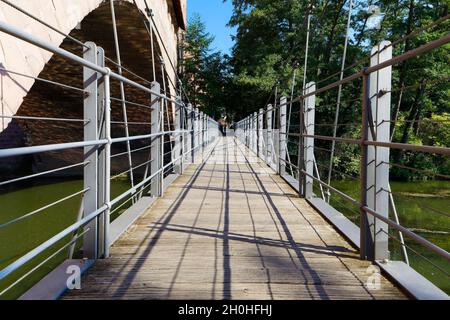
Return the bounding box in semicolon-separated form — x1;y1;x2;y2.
0;179;132;300
0;178;448;299
326;180;450;294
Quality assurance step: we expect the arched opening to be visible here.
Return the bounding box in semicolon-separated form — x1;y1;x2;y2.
0;1;174;179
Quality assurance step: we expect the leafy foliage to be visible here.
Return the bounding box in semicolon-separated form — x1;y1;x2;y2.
182;1;449;180
181;14;232;118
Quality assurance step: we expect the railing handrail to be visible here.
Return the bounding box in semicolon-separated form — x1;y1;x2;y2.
233;33;450;292
234;34;450;117
0;16;221;296
0;21;180;105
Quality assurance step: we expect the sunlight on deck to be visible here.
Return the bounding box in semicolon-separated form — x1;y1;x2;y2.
63;137;406;300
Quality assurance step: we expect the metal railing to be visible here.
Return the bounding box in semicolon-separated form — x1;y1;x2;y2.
234;33;450;293
0;17;220;296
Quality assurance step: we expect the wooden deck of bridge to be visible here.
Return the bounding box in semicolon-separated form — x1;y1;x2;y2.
63;137;406;300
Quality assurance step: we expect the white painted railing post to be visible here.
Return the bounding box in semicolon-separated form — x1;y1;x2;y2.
266;104;273;165
252;112;257;153
181;103;186;172
198;111;202;156
173;99;182;174
102;65;111;258
150;82;162;197
203;115;207;149
205;115;209;147
247;115;252;149
248;115;251;150
80;43;110;259
364;41;392;261
248;116;251;147
304;82;316;199
83;42;100;259
241;119;244;142
246;117;249;146
243;119;246;142
198;109;201;154
244;119;246;141
193;108;199;158
98;48;110;258
279;96;287;175
246;117;250;148
258;108;263;159
241;119;245;143
187;104;194;163
202;112;206;157
246;117;249;148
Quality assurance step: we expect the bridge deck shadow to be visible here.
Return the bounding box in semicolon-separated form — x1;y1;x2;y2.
62;137;406;300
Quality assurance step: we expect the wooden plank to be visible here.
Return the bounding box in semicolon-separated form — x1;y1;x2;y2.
62;137;406;300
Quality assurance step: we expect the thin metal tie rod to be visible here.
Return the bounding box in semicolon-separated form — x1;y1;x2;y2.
110;0;136;202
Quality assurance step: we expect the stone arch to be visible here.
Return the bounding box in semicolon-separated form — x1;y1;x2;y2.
0;0;185;176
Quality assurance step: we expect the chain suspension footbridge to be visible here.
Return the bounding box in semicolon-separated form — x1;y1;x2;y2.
0;0;448;300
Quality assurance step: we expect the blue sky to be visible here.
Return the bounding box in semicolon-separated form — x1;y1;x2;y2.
187;0;236;55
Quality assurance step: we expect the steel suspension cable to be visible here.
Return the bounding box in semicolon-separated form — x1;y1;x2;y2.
110;0;136;203
302;12;312;95
326;0;353;202
143;3;194;106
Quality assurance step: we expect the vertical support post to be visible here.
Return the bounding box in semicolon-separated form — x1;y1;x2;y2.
279;97;287;176
258;108;263;159
173;99;182;174
103;69;111;258
181;103;186;171
200;111;204;159
204;113;207;148
239;120;242;142
242;118;246;145
205;115;208;144
266;104;273;167
83;42;99;259
274;105;280;173
241;120;243;142
244;118;247;145
363;41;392;261
160;95;165;196
298;97;304;195
249;115;252;150
246;117;249;146
248;115;252;150
205;115;209;147
194;108;199;159
360;71;371;260
96;47;107;258
252;112;257;152
303;82;316;199
194;108;197;155
187;104;194;163
246;117;250;148
150;82;162;197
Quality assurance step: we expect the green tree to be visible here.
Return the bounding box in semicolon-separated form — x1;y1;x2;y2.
181;14;231;118
225;0;449;180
